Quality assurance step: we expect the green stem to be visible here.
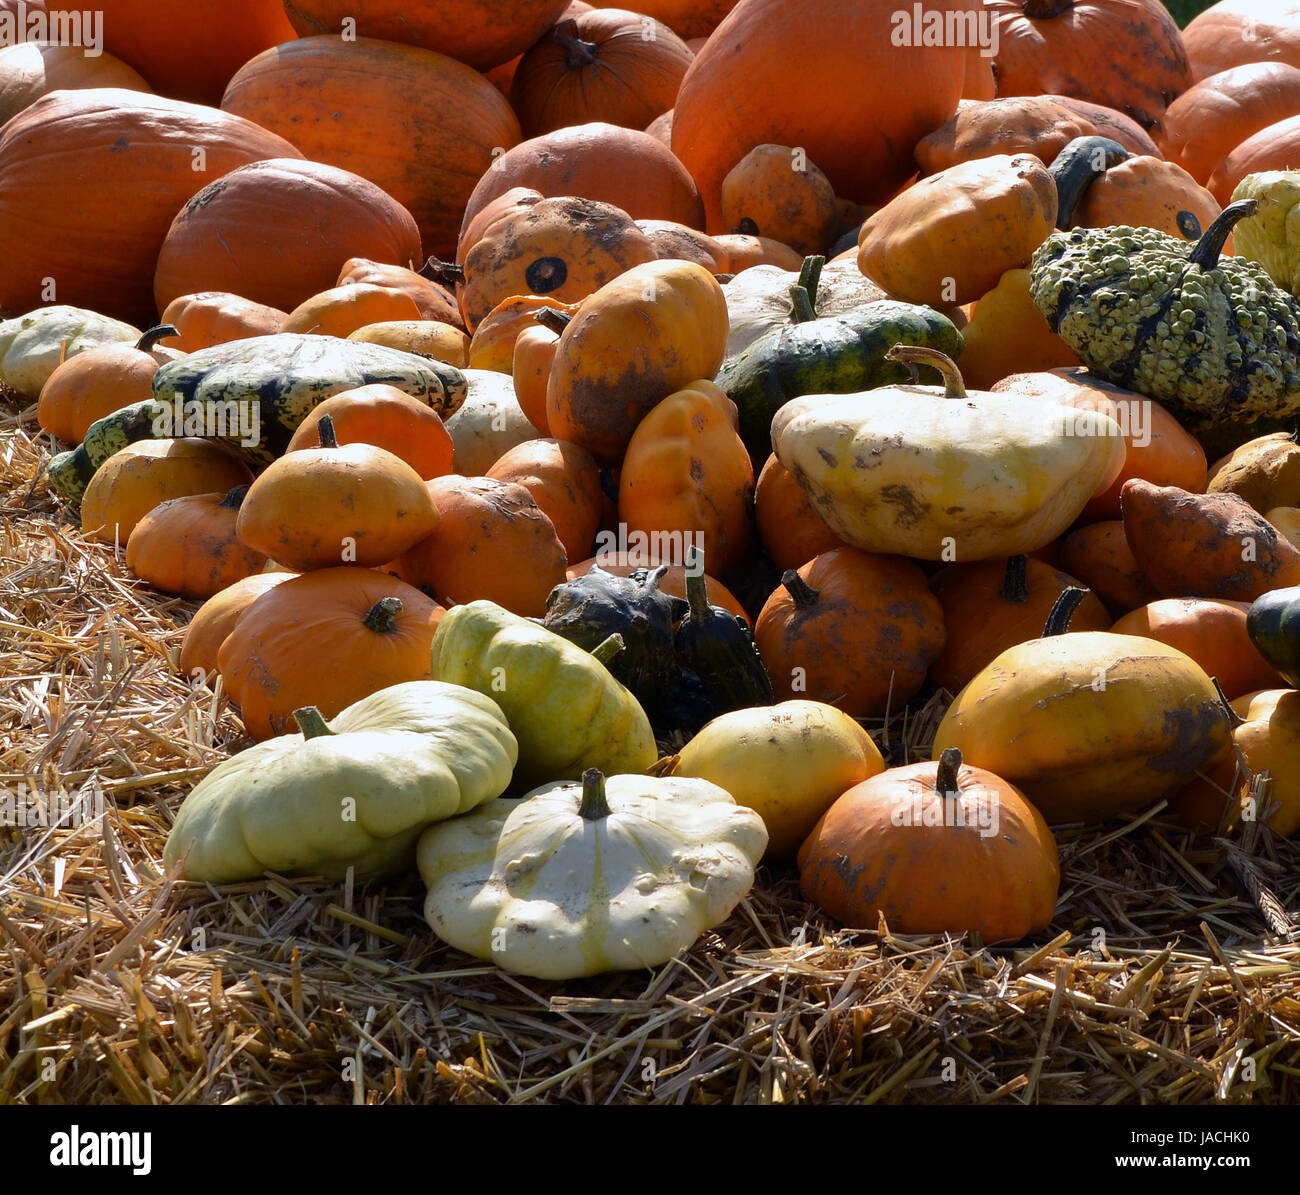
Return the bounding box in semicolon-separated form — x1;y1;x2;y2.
998;555;1030;604
137;324;180;352
294;706;336;739
591;633;626;664
578;768;611;820
935;747;962;797
534;307;573;336
781;568;820;610
1189;200;1257;271
884;344;966;399
1043;587;1090;637
796;255;825;309
316;413;338;449
789;284;816;324
362;596;404;634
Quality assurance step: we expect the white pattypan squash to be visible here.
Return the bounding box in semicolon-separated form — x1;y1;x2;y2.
0;305;138;397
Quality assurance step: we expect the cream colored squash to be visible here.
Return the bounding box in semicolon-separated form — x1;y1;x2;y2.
0;305;138;397
444;368;540;475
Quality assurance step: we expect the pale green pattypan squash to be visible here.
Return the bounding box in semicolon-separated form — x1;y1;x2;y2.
0;306;138;397
164;681;517;883
418;769;768;979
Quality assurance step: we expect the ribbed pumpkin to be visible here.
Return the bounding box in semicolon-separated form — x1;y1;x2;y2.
510;9;693;136
126;486;267;600
37;326;182;444
985;0;1192;134
51;0;297;105
671;0;968;228
719;145;839;257
222;36;521;257
217;566;446;740
0;89;300;324
237;415;441;571
159;293;287;352
284;385;455;481
336;258;464;328
396;475;568;617
914;97;1097;174
282;0;572;71
458;123;705;243
0;41;151;128
753;455;844;572
154;159;423;315
485;438;603;563
178;571;295;684
279;285;423;339
1182;0;1300;82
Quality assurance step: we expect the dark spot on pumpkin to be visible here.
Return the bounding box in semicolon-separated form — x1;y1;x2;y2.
817;446;837;467
525;256;568;293
1146;700;1230;773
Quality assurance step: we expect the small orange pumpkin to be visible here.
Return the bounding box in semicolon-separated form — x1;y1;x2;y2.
336;257;463;328
719;144;839;257
279;283;423;338
1057;520;1160;617
957;269;1080;389
178;570;295;684
159;292;287;351
485;437;603;563
511;315;563;434
467;294;580;373
753;454;843;572
915;97;1097;174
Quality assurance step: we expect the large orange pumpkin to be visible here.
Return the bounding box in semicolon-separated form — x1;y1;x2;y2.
222;36;521;257
1206;115;1300;205
282;0;572;71
670;0;969;229
1182;0;1300;82
0;42;151;129
153;159;422;316
0;89;300;325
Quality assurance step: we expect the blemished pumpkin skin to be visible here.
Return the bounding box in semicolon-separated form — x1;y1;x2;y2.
957;269;1081;389
1110;599;1287;701
1062;154;1223;242
510;10;693;137
1182;0;1300;82
1040;95;1161;157
927;555;1111;696
754;548;946;718
347;321;469;368
467;296;580;371
1207;433;1300;514
336;258;463;328
754;455;844;572
1206;115;1300;207
797;749;1060;942
0;89;301;325
485;438;603;564
992;369;1208;523
159;292;287;352
856;154;1058;307
456;185;543;265
672;700;885;861
710;234;805;274
284;385;455;482
1159;64;1300;187
217;566;446;741
395;475;568;617
1057;520;1160;617
126;486;267;600
153;159;423;316
178;570;294;685
80;439;253;546
984;0;1192;134
636;219;724;272
237;417;441;572
457;123;706;244
222;36;522;257
1173;689;1300;838
565;555;749;622
512;322;560;434
460;196;658;331
279;284;423;339
719;145;840;258
546;260;729;463
0;42;152;129
618;381;755;579
1120;479;1300;602
283;0;571;72
37;326;183;445
670;0;968;229
914;97;1097;175
932;591;1234;824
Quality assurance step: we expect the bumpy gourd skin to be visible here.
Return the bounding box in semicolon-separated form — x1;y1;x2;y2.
1030;224;1300;440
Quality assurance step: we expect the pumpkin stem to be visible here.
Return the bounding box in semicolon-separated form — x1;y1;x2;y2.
362;596;404;634
684;546;715;621
316;413;339;449
578;768;612;820
293;706;336;740
534;307;573;336
1211;676;1246;729
590;632;626;665
137;324;180;352
781;568;820;610
1043;586;1090;637
218;484;250;511
734;216;761;236
789;284;817;324
1049;135;1130;230
797;254;825;309
550;18;599;68
935;747;962;797
1189;200;1257;271
884;344;966;399
419;256;465;287
998;555;1031;604
1023;0;1073;17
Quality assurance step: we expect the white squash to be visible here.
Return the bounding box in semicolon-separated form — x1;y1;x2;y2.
445;368;540;475
0;305;138;397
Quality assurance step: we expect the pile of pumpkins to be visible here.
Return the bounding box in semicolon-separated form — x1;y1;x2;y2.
6;0;1300;980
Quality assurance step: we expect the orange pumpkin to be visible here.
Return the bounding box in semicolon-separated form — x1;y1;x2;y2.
645;109;673;146
126;486;267;600
957;269;1080;389
38;326;183;445
237;414;441;571
395;475;568;616
284;385;455;481
468;295;581;372
798;748;1060;941
754;548;946;717
592;0;736;39
159;292;287;351
566;553;749;621
154;159;423;316
279;284;423;338
485;437;603;563
217;566;446;740
1040;95;1161;156
1057;520;1160;617
1182;0;1300;82
1206;114;1300;205
914;97;1097;174
222;35;522;256
753;455;843;572
511;317;562;433
510;10;693;136
347;320;469;366
709;234;804;274
178;570;295;684
336;257;463;328
719;144;839;256
0;42;151;129
635;219;724;271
